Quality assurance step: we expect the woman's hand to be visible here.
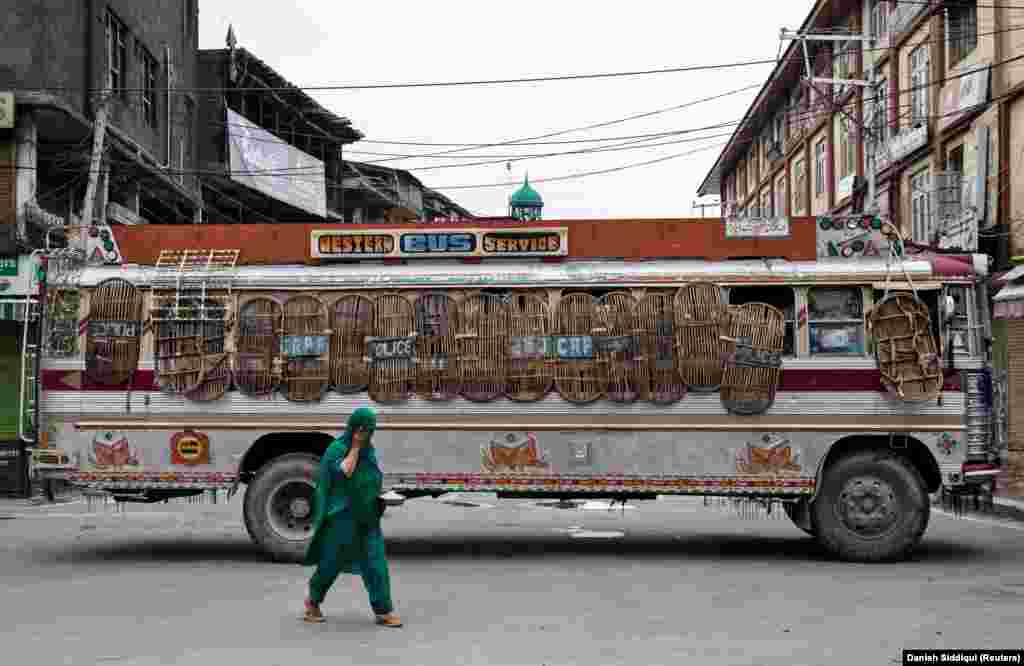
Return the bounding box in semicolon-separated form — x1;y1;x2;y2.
340;442;361;478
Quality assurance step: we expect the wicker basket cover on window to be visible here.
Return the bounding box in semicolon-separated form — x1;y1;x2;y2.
369;294;416;403
866;292;943;402
720;302;785;415
85;278;144;386
597;291;642;403
414;292;460;401
553;292;607;404
281;295;330;403
153;295;231;401
330;294;375;394
236;297;281;397
505;291;552;402
635;291;686;404
458;293;508;402
674;282;727;392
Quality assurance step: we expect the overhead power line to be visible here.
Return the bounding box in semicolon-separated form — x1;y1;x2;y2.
9;60;779;95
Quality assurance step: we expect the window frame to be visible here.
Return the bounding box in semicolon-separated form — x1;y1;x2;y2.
139;46;158;128
807;286;867;357
792;159;806;214
909;44;930;127
870;0;889;41
814;139;826;196
947;1;978;69
105;11;128;97
910;168;932;243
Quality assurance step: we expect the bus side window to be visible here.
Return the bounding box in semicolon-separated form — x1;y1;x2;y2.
807;287;865;356
727;286;796;356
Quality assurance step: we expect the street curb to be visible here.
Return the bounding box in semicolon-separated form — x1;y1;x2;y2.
930;494;1024;524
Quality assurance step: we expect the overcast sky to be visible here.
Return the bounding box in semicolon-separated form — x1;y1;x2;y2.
199;0;812;219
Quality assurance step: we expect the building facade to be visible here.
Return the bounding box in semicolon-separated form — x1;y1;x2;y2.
0;1;202;494
698;0;1024;492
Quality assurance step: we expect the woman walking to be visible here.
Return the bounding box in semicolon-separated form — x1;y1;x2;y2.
302;407;402;627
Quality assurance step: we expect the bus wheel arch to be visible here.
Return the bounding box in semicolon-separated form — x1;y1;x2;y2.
238;432;335;484
811;434;941;501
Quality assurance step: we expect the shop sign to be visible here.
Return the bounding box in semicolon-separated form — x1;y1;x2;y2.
723;217;790;239
311;227;568;260
887;124;928;164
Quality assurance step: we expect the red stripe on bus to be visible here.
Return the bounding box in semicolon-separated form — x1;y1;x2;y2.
41;368;963;393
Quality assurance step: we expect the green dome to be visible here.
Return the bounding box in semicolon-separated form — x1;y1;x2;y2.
510;176;543;207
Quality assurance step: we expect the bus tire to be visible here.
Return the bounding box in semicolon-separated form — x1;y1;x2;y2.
783;500;816;536
243;453;320;563
812;450;929;563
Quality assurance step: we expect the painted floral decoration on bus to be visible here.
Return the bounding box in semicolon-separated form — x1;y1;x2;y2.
88;431;142;469
481;433;549;473
734;434;802;476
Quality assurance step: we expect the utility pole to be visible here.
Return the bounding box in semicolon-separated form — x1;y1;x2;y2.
779;28;880;216
80;90;110;255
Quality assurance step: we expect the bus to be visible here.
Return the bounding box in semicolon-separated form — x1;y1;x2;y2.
27;215;1001;563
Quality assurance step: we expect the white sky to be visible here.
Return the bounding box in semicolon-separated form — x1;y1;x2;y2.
199;0;812;219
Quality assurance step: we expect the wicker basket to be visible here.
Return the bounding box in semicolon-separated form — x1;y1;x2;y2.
330;294;375;394
597;291;642;403
505;291;553;402
414;292;460;401
720;302;785;416
866;292;943;402
85;278;143;386
281;294;330;403
553;292;607;404
635;291;686;404
458;293;508;402
369;293;416;403
153;294;230;401
236;297;281;397
674;282;727;392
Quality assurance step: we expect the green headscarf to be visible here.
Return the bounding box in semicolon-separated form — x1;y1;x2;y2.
328;407;381;524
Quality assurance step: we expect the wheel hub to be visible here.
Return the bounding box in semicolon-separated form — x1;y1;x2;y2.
837;475;899;538
266;479;316;542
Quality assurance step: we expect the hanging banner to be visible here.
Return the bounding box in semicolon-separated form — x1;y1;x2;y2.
311;227;569;259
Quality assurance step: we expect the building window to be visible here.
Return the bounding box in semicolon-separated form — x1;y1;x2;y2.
910;168;932;243
792;159;806;213
808;287;865;355
870;0;889;40
105;11;127;95
729;287;796;356
910;45;929;127
866;78;888;174
947;1;978;68
139;47;158;128
837;117;856;180
947;144;964;174
815;139;826;196
775;179;786;217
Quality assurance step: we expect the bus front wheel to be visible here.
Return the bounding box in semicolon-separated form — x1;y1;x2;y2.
812;451;929;562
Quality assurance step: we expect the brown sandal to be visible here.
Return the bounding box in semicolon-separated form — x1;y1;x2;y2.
375;612;403;628
303;599;325;623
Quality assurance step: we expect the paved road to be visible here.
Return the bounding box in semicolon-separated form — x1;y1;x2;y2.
2;494;1023;666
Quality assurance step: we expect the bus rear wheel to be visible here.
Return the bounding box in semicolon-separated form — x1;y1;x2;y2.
243;453;319;563
812;451;929;562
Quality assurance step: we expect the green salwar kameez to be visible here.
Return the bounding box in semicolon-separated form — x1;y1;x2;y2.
304;408;394;615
